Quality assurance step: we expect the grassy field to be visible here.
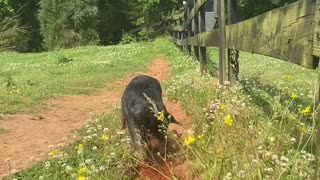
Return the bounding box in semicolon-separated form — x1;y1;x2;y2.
158;38;319;179
0;43;155;114
4;37;320;179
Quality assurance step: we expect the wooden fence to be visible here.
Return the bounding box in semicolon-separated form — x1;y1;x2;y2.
125;0;320;91
162;2;320;176
159;0;320;85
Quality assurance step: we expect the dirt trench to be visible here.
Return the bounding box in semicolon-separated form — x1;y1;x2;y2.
0;55;192;179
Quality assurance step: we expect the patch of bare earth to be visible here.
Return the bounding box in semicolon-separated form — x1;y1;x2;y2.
0;55;192;179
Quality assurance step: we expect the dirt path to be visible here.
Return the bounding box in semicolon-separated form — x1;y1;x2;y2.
0;55;192;178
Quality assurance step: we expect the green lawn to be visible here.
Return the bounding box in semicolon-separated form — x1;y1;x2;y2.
0;43;155;114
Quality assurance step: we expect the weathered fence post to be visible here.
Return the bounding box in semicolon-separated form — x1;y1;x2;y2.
186;1;192;57
314;0;320;178
214;0;218;22
227;0;239;86
199;1;207;75
169;11;174;38
179;10;184;51
193;0;200;61
218;0;226;86
175;10;180;48
173;10;178;43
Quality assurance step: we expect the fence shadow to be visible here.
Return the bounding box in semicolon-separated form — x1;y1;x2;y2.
239;77;278;116
206;54;219;78
239;76;312;117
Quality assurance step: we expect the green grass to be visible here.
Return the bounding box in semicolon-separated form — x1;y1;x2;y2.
4;38;320;179
154;38;319;179
0;43;155;114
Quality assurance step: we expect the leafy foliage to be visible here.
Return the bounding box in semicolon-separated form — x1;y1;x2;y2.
119;34;136;44
138;0;183;24
0;16;29;52
38;0;99;50
0;0;300;51
238;0;297;20
0;0;30;52
0;0;14;18
9;0;42;52
97;0;133;45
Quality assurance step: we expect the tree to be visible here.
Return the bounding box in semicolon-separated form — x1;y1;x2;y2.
136;0;184;24
38;0;99;50
9;0;42;52
0;0;30;52
0;0;14;18
97;0;133;45
238;0;297;20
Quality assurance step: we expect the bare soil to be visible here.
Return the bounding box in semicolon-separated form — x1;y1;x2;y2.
0;55;192;179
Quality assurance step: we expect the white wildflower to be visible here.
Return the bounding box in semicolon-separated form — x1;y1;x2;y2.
290;137;296;144
65;165;73;172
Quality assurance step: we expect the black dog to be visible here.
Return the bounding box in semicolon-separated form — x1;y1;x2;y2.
121;75;180;159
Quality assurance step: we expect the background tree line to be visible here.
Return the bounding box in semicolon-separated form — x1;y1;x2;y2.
0;0;297;52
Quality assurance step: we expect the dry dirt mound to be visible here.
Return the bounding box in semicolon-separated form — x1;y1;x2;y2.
0;55;192;179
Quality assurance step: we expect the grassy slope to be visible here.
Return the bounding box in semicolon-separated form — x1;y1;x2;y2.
5;38;319;179
155;38;318;179
0;43;155;114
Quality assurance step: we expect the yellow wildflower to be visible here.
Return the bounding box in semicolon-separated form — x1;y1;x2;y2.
77;176;86;180
78;167;88;175
224;115;233;126
100;135;109;142
76;144;84;154
157;111;165;122
197;134;204;141
75;144;83;151
48;150;59;157
300;106;311;116
184;136;195;146
290;93;298;100
219;104;225;111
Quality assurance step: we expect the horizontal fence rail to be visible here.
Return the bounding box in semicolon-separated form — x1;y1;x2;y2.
168;0;319;69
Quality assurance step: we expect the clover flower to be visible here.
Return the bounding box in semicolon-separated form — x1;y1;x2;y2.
65;165;73;172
